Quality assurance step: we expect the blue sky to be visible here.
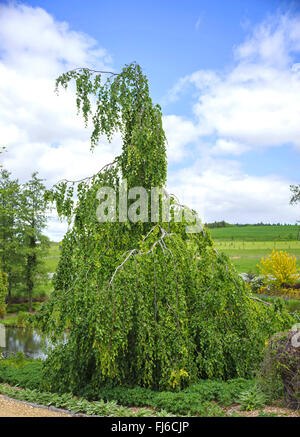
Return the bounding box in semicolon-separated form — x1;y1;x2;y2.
0;0;300;239
23;0;293;99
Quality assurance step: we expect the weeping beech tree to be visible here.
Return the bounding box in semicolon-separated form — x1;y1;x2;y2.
36;63;293;393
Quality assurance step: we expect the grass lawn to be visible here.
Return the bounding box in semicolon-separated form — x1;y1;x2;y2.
30;243;61;298
43;243;60;273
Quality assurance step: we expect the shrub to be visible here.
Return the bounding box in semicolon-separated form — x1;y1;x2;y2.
258;250;300;288
238;384;268;411
78;378;256;415
6;302;42;314
0;359;42;390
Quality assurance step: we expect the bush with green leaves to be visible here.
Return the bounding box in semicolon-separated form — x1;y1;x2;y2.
83;378;256;415
237;384;268;411
0;357;42;389
34;62;295;394
6;302;42;314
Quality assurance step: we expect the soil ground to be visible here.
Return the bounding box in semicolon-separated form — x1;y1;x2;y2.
0;395;72;417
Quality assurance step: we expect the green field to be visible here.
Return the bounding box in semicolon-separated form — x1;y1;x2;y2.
214;240;300;273
207;225;300;273
210;225;299;241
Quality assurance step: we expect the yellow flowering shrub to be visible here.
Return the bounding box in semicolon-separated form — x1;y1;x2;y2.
168;369;190;390
258;249;300;288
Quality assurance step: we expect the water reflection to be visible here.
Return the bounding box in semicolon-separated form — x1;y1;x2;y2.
0;324;53;360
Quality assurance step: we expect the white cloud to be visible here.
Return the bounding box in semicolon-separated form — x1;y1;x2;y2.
167;159;300;225
234;13;300;67
163;115;201;162
192;63;300;148
169;12;300;153
0;3;121;240
0;3;111;76
211;139;249;156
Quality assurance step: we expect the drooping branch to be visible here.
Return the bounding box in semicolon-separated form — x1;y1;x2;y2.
109;248;138;286
56;160;119;185
66;67;119;76
249;296;271;306
108;226;174;287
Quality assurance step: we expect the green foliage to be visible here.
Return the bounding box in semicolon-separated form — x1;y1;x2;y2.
6;302;42;314
290;184;300;206
0;170;23;300
55;63;167;189
0;359;42;389
0;170;50;303
0;383;171;417
0;358;258;416
249;275;265;292
0;357;288;416
79;378;255;415
0;271;7;318
237;384;268;411
3;351;26;369
35;62;294;394
16;311;30;327
19;172;50;311
0;316;17;326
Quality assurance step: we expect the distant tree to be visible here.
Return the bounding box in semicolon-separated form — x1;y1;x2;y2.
0;169;23;301
205;220;230;228
19;172;49;311
290;184;300;204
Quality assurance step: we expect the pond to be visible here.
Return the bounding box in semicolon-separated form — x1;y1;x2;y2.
0;323;51;360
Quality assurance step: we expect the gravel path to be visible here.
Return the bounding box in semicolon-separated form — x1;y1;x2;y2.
0;395;72;417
